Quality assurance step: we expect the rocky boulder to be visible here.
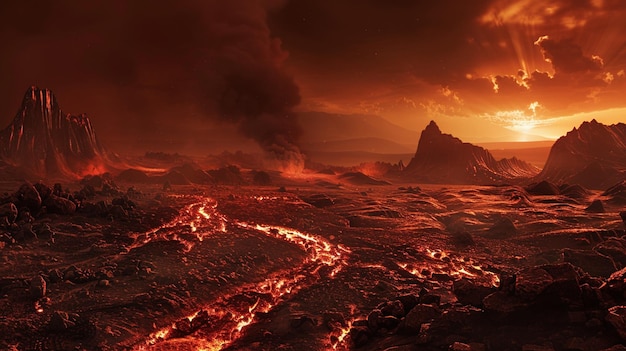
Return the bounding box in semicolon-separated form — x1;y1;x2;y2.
44;195;77;215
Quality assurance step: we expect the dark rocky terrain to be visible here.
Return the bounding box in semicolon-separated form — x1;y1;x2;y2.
2;175;626;351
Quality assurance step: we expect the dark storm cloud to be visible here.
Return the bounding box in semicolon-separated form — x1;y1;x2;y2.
266;0;626;129
535;36;603;74
0;0;301;160
269;0;493;84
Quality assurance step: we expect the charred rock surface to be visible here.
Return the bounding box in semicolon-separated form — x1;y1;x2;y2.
3;178;626;350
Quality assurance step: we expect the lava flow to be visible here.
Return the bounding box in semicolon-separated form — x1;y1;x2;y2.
128;196;227;252
132;196;350;351
398;248;500;287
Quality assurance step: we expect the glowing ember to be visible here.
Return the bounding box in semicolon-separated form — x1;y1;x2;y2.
237;222;349;267
329;304;360;350
129;196;227;252
398;248;500;287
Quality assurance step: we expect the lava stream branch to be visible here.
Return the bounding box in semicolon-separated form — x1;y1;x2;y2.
397;248;500;287
128;196;227;252
132;196;351;351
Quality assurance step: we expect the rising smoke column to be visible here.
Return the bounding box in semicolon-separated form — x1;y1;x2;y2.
143;0;305;171
205;1;304;171
0;0;305;171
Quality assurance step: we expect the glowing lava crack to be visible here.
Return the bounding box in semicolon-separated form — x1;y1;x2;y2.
131;196;350;351
129;196;227;253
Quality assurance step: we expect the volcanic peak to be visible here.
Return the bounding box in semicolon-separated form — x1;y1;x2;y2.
0;86;106;178
538;120;626;189
403;120;539;184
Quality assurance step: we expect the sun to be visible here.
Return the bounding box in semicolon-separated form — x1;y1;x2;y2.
510;119;537;133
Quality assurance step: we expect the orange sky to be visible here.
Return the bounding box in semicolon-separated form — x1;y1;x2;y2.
1;0;625;151
271;0;626;142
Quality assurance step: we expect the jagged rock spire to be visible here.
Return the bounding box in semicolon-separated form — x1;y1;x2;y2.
0;86;106;177
404;120;539;184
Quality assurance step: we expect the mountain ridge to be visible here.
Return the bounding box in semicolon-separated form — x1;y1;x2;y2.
538;119;626;189
403;121;539;184
297;111;419;145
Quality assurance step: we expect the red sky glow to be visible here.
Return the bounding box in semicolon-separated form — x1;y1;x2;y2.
1;0;626;150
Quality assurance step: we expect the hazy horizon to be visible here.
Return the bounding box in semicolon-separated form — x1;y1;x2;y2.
2;1;626;155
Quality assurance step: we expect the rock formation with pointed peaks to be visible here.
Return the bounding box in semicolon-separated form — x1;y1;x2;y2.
539;119;626;189
403;121;539;184
0;86;107;178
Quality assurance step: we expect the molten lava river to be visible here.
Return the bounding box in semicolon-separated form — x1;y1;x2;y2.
119;188;507;351
128;194;352;350
4;183;623;350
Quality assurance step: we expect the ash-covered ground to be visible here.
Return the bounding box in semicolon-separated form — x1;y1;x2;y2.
2;173;626;351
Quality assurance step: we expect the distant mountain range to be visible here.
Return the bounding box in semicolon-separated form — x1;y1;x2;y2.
298;111;419;147
302;137;414;154
539;119;626;189
3;87;625;189
402;121;540;184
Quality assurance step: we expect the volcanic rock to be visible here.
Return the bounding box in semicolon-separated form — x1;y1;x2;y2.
487;217;518;238
338;171;391;186
606;306;626;341
396;294;420;314
302;194;334;208
80;174;105;188
349;326;371;348
49;311;78;332
515;266;556;301
451;231;476;247
367;309;383;331
570;162;623;190
534;263;582;305
251;170;271;185
606;267;626;298
562;249;617;278
604;181;626;205
485;263;582;315
450;342;472;351
34;182;53;200
44;195;77;215
402;304;440;333
560;184;591;199
586;200;606;213
117;169;151;183
160;170;191;185
0;202;18;223
208;166;245;185
0;86;107;177
30;275;46;299
403;121;539;184
595;238;626;268
527;181;560;196
539;120;626;189
453;278;495;307
169;164;213;184
483;291;528;314
14;182;42;212
380;299;405;318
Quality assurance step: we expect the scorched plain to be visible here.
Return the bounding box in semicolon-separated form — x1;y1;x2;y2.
1;176;626;351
